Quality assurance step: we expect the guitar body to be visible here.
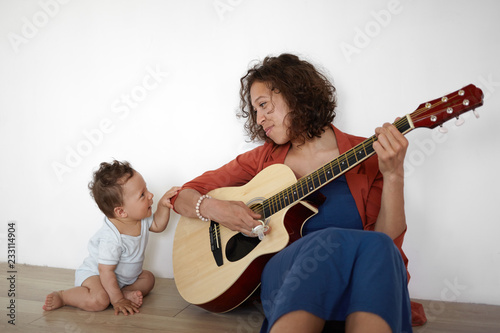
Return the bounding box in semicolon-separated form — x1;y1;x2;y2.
172;164;320;312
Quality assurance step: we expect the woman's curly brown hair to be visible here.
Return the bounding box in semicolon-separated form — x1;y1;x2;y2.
238;53;337;144
88;160;135;218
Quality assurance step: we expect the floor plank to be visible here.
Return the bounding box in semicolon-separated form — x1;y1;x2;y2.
1;264;499;332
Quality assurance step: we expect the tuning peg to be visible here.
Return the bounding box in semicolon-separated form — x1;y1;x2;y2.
455;116;465;126
438;125;448;133
473;109;480;119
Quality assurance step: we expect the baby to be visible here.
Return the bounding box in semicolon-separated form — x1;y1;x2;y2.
43;160;179;315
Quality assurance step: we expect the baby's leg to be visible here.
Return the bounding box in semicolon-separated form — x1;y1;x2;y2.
43;275;110;312
121;270;155;307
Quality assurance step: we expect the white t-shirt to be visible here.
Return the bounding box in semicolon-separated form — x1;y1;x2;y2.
75;216;154;288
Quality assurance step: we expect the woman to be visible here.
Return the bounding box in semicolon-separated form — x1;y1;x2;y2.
173;53;421;332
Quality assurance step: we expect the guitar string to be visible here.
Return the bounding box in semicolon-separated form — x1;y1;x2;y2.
263;119;402;214
262;100;461;215
262;92;474;215
264;114;455;214
263;115;410;214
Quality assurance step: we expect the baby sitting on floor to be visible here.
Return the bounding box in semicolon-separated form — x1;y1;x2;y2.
43;160;179;315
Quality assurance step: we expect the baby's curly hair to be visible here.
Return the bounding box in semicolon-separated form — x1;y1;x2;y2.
88;160;135;218
238;53;337;145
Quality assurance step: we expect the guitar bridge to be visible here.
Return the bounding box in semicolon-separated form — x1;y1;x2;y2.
209;221;223;266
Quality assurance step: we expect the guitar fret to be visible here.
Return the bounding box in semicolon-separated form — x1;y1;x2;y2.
338;156;348;171
325;165;334;181
267;198;275;216
356;145;367;160
284;188;293;209
331;162;340;175
396;116;412;134
305;176;313;193
297;182;305;199
272;194;279;213
274;193;281;212
312;172;322;188
263;206;271;218
321;165;329;183
270;194;279;215
318;168;327;184
283;189;291;204
347;151;357;166
364;137;375;155
303;177;310;193
273;194;279;212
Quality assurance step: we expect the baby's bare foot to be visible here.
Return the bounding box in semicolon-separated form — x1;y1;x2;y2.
43;291;64;311
123;290;143;307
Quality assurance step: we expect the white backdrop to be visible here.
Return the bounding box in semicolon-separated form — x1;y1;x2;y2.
1;0;499;311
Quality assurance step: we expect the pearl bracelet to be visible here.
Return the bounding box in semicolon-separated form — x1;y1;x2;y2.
195;194;211;222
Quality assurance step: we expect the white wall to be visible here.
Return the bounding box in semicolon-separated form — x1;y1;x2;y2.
1;0;499;309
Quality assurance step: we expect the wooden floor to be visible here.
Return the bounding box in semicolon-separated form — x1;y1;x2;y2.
1;264;499;332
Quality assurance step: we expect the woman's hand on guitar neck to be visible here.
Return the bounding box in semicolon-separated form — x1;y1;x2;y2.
373;121;408;180
201;198;264;236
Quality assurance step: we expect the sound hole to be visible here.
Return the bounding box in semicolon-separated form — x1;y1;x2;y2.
226;233;261;262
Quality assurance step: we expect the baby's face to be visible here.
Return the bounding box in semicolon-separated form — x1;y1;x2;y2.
120;172;154;220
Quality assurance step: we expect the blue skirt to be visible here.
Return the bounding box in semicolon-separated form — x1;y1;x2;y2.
260;228;412;332
259;176;412;332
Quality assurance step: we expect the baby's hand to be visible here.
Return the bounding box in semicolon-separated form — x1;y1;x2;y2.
112;298;140;316
158;186;182;209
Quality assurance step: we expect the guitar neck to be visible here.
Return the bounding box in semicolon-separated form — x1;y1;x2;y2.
261;115;414;218
261;84;484;219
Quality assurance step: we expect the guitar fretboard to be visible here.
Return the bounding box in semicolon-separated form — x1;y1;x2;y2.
260;116;413;218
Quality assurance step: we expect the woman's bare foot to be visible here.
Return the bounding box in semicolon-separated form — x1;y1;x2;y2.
123;290;143;307
43;291;65;311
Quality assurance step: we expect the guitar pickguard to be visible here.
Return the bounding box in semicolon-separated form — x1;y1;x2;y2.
225;233;260;262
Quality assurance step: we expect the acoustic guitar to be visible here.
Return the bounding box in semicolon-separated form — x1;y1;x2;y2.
172;84;484;313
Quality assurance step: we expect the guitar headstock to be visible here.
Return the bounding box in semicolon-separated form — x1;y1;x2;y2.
410;84;484;129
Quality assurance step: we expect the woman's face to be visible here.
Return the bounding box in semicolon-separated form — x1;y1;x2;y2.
250;81;291;145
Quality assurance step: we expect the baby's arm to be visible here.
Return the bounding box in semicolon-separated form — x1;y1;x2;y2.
98;264;139;315
150;186;181;233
